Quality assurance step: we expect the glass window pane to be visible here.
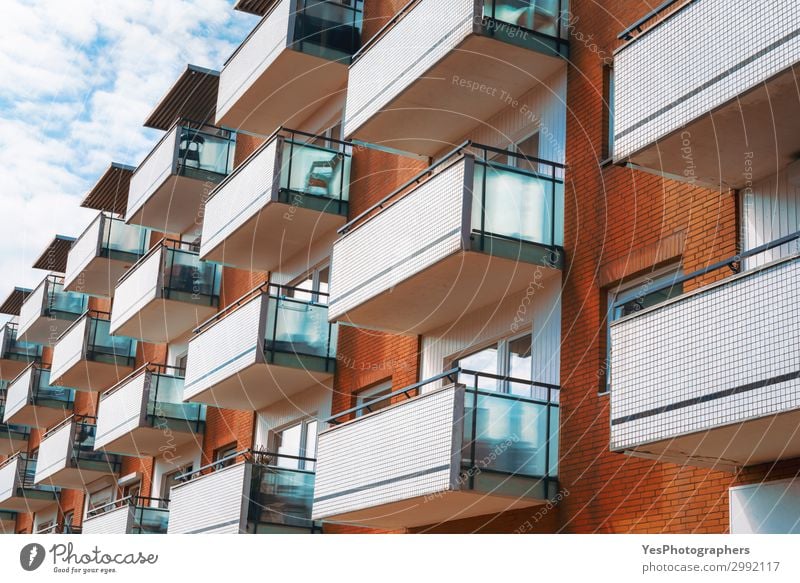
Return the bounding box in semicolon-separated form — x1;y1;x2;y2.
276;423;303;469
304;420;318;465
456;345;499;391
508;335;534;396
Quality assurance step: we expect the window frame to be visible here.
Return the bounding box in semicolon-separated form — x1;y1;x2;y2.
271;417;319;471
450;330;534;394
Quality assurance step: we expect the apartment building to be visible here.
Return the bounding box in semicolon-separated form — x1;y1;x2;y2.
0;0;798;535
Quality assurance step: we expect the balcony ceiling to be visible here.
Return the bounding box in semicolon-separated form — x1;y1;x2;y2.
233;0;274;16
32;235;74;273
144;64;220;131
81;163;135;216
0;287;31;316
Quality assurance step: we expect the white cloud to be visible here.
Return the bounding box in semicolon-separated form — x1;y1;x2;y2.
0;0;256;300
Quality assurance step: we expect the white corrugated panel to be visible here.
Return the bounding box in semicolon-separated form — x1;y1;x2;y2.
167;462;249;534
127;126;179;220
742;168;800;269
344;0;475;136
610;256;800;450
313;385;461;520
216;0;291;122
329;159;465;320
64;213;103;290
110;248;163;335
183;294;265;401
35;423;73;483
18;278;47;337
730;478;800;534
0;458;19;502
614;0;800;159
82;506;133;534
201;138;278;257
4;366;34;421
50;316;88;384
95;372;147;449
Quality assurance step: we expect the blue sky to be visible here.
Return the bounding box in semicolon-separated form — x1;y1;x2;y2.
0;0;256;296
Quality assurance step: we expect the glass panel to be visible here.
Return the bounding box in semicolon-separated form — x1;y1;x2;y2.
250;465;315;530
47;280;87;317
276;424;303;469
473;162;559;246
147;374;204;428
163;247;221;302
279;140;351;202
102;217;148;258
176;127;234;176
456;345;499;391
293;0;363;60
266;297;335;360
33;369;73;406
73;422;119;470
1;324;41;361
133;507;169;534
484;0;563;38
514;133;540;172
462;391;555;478
508;335;534;396
87;317;136;366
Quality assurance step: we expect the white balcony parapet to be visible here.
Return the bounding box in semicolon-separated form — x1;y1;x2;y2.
17;275;87;345
3;365;73;429
200;128;350;271
613;0;800;187
610;237;800;471
83;496;169;534
328;144;563;334
0;453;58;512
0;322;41;381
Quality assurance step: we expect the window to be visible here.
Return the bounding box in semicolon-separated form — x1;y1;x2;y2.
603;266;684;393
603;65;615;160
213;444;238;469
160;465;192;505
287;262;330;303
488;132;540;169
273;419;318;470
122;481;140;500
62;511;75;534
175;352;188;375
356;381;393;416
452;333;534;396
87;485;114;514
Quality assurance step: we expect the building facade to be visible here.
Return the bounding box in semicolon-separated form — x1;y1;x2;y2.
1;0;798;535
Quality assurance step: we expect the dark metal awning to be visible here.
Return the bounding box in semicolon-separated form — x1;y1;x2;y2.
32;235;75;273
144;64;220;131
80;162;135;216
0;287;32;316
233;0;274;16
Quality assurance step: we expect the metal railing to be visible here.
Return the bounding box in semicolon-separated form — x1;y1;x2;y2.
0;322;41;361
177;449;316;482
44;414;122;473
617;0;696;42
86;495;169;519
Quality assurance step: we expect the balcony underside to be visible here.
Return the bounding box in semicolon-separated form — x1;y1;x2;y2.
52;360;134;393
21;318;74;345
112;298;218;344
6;404;72;430
0;435;27;456
0;358;33;382
217;50;347;135
0;492;56;513
322;489;545;530
98;424;200;458
126;174;215;234
616;407;800;472
202;198;346;271
37;466;116;490
332;249;560;334
347;34;564;156
64;257;137;297
622;66;800;189
187;360;332;410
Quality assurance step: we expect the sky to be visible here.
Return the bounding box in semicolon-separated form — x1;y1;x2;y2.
0;0;256;300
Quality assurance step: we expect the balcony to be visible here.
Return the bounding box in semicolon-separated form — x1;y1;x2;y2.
34;415;121;489
36;523;82;534
95;365;205;457
0;454;58;512
610;236;800;471
312;369;559;529
0;390;29;456
184;283;336;410
50;311;137;392
167;450;318;534
0;510;15;533
329;144;564;334
83;496;169;534
110;239;221;343
64;212;149;297
0;322;41;380
216;0;363;135
343;0;568;155
613;0;800;187
3;365;74;429
17;275;87;345
125;121;235;233
200;129;350;271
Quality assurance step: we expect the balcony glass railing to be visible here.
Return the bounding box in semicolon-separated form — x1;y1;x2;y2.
291;0;364;61
175;122;236;180
0;323;41;362
0;398;30;442
87;496;170;534
46;416;121;473
162;241;222;306
144;366;205;432
11;453;58;493
481;0;569;54
29;368;74;410
45;277;88;320
278;129;351;214
85;312;137;367
100;215;149;261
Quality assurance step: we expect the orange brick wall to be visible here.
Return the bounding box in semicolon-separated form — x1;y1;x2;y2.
362;0;409;41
